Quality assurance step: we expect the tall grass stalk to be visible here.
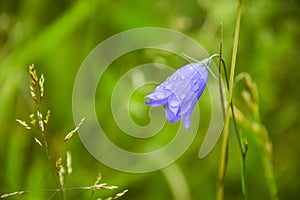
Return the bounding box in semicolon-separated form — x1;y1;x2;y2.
217;0;245;199
234;72;279;200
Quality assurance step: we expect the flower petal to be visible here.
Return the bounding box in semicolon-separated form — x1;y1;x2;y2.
145;90;171;101
165;103;181;123
145;87;172;106
144;57;211;131
145;98;167;107
183;112;192;130
176;64;208;116
168;95;181;116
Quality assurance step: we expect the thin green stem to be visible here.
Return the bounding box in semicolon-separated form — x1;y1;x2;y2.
33;73;66;200
228;0;242;106
225;72;248;198
241;147;248;200
0;183;119;199
219;52;248;200
217;21;229;200
218;22;226;120
217;0;244;200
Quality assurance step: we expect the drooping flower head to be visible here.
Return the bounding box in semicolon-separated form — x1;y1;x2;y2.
145;56;214;130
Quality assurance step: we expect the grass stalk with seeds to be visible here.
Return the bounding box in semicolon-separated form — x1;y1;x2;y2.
3;65;127;200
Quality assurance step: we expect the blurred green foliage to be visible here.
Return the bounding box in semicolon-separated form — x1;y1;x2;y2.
0;0;299;199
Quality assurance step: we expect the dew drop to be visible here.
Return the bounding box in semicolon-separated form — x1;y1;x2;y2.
169;99;179;108
172;83;178;89
172;74;178;81
192;84;199;91
180;94;186;99
165;84;172;89
155;93;166;99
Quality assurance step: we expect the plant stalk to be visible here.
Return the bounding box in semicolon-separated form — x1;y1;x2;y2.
217;0;244;200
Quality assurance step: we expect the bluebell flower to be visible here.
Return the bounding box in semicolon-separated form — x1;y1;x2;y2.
145;57;214;130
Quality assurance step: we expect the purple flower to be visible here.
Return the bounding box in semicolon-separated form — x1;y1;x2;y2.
145;57;213;130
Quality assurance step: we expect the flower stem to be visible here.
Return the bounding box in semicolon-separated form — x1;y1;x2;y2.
217;0;244;200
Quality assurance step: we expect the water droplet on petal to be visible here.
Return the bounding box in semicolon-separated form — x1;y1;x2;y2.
169;99;179;108
165;84;172;89
192;84;199;91
172;83;178;89
180;94;186;99
155;92;166;99
172;74;178;81
189;66;193;70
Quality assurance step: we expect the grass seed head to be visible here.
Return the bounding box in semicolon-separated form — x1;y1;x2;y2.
29;85;37;102
39;74;45;99
66;151;72;174
34;137;43;147
16;119;31;130
44;110;51;124
29;64;38;87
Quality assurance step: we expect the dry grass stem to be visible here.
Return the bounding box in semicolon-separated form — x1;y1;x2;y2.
105;189;128;200
56;157;65;186
11;65;127;199
39;74;45;100
0;184;124;199
44;110;51;124
64;118;85;141
29;85;37;102
29;114;37;126
29;64;38;86
34;137;43;147
94;173;102;185
84;183;118;190
37;110;45;133
0;191;25;198
56;158;62;175
66;151;72;174
16;119;31;130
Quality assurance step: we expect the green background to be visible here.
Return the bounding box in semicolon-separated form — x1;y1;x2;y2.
0;0;299;199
